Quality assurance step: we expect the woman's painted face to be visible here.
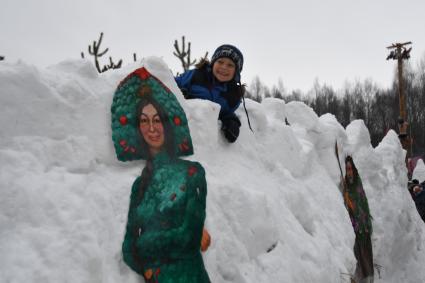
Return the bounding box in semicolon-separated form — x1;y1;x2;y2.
139;104;164;155
212;57;236;82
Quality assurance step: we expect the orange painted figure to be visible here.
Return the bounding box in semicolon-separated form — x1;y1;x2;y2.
343;156;374;283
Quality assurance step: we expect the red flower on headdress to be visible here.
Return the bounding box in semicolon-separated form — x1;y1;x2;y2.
173;116;181;126
134;67;150;80
119;115;128;125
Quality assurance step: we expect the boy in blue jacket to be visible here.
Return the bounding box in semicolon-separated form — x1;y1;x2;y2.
175;44;245;143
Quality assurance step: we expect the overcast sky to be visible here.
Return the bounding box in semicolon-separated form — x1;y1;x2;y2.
2;0;425;92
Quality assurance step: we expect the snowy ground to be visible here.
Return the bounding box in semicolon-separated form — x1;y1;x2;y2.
1;57;424;283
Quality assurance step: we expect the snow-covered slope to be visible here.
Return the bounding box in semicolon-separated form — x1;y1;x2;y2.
1;58;424;283
412;159;425;183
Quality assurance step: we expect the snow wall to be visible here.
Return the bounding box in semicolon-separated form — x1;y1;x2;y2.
1;57;424;283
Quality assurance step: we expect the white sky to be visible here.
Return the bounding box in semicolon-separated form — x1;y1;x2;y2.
2;0;425;92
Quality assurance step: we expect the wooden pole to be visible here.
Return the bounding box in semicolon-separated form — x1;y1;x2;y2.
397;46;406;121
387;41;412;176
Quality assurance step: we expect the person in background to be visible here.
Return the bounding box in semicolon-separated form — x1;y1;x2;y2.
408;179;419;199
175;44;248;143
412;182;425;222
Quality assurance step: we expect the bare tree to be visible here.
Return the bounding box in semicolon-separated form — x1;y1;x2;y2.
101;56;123;72
86;32;122;73
271;86;283;99
248;76;266;103
272;78;286;99
340;93;351;127
88;32;108;73
264;86;272;98
173;36;207;73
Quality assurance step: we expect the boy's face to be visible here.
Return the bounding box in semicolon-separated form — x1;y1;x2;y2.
212;57;236;82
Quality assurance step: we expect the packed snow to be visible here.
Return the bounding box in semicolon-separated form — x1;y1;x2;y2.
1;57;424;283
412;159;425;183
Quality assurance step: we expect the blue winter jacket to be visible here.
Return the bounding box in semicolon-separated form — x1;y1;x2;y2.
175;65;242;121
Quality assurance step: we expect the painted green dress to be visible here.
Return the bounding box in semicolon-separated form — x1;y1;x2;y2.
122;152;210;282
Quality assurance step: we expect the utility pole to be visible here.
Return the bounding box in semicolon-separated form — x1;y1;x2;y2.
386;41;412;175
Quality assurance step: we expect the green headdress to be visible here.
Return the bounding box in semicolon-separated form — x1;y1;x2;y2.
111;67;193;161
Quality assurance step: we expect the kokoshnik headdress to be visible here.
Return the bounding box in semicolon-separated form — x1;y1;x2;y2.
111;67;193;161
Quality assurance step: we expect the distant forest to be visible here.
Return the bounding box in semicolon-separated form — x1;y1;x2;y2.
245;54;425;157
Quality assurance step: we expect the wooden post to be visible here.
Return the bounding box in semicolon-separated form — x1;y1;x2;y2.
397;46;406;121
386;41;412;175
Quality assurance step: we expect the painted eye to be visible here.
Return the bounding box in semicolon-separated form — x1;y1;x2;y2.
140;117;149;125
153;117;162;125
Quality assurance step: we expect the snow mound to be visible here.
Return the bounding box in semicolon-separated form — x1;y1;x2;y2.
412;159;425;183
1;58;424;283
